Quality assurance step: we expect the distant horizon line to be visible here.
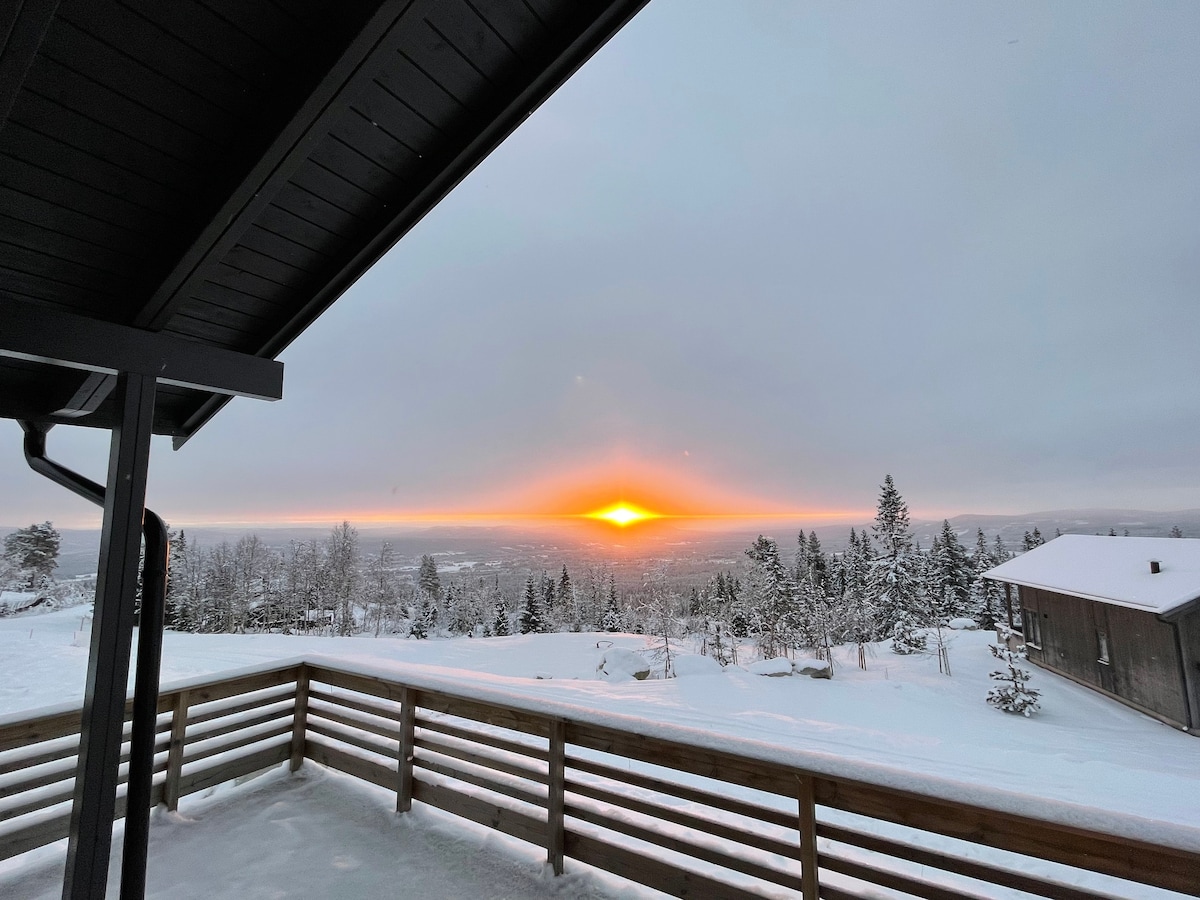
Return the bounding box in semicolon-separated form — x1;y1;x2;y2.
12;505;1200;533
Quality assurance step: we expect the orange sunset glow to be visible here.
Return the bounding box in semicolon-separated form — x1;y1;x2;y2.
179;459;865;531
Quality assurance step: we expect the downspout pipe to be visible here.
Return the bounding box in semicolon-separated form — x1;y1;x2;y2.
20;421;168;899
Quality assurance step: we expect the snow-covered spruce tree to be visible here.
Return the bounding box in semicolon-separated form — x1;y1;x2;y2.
987;642;1040;716
744;535;798;660
601;572;623;632
417;554;442;605
839;528;876;669
869;476;922;641
969;529;999;629
519;574;544;634
491;597;511;636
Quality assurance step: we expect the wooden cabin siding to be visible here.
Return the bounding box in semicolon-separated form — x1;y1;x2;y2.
1177;609;1200;729
1018;587;1190;728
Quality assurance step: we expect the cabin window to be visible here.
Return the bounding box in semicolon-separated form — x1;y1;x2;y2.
1097;629;1110;665
1022;609;1042;648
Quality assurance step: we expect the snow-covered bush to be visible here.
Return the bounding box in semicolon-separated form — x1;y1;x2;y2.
986;643;1041;716
890;616;927;654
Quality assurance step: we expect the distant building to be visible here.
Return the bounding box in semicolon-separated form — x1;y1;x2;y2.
985;535;1200;733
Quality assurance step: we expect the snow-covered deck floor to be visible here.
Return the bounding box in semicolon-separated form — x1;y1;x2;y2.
0;764;648;899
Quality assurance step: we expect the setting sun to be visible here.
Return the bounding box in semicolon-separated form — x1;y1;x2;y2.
584;503;661;527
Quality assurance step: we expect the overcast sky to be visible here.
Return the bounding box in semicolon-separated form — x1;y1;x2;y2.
5;1;1200;529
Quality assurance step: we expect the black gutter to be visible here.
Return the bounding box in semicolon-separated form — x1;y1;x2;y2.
20;420;168;898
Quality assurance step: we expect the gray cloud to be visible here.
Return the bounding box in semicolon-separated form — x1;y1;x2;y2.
6;1;1200;527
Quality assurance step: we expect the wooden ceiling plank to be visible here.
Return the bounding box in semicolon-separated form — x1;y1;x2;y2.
273;180;366;237
193;278;290;319
39;22;235;146
23;55;217;164
222;244;316;289
0;0;62;133
0;210;142;272
132;0;414;332
308;134;400;196
0;155;171;233
58;0;254;117
469;0;550;48
2;120;186;212
118;0;285;84
259;200;353;250
333;107;423;177
243;221;335;266
9;89;204;188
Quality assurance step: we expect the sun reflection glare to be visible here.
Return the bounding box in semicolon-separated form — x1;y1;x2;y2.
584;503;661;527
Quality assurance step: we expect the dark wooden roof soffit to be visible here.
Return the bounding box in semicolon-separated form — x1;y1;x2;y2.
0;0;648;445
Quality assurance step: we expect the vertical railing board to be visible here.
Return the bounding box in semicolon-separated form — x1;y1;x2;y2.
547;719;566;875
797;774;819;900
163;689;189;810
290;667;309;772
397;686;415;813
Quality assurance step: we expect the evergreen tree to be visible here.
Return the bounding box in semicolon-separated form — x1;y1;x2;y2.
744;535;797;659
987;641;1040;716
557;565;575;623
491;597;511;636
2;522;61;590
601;573;622;632
1170;525;1184;538
869;476;921;639
969;528;999;629
519;574;544;634
930;520;970;620
417;554;441;604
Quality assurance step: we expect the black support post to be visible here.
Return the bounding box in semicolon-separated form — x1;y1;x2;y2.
62;372;157;900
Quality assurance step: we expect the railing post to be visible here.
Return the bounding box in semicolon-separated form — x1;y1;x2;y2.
547;719;566;875
163;690;189;811
290;666;309;772
797;774;819;900
397;686;415;812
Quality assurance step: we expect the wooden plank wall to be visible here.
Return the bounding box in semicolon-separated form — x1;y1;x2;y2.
2;661;1198;898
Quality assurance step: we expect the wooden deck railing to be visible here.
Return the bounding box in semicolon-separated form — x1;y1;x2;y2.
1;660;1197;899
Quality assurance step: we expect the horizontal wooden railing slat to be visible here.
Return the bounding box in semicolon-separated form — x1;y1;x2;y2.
305;702;400;743
1;660;1197;899
566;799;807;893
305;719;398;761
565;830;764;900
305;687;401;723
413;754;547;810
567;752;796;830
305;738;395;791
418;715;550;762
412;777;547;846
413;733;549;785
817;821;1108;900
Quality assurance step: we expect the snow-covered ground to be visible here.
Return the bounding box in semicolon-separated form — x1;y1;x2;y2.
1;606;1198;895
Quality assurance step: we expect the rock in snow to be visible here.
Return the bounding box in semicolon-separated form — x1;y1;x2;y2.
948;617;979;630
794;657;833;679
747;657;794;677
597;647;651;680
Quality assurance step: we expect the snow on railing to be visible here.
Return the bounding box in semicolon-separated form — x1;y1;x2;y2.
1;658;1198;899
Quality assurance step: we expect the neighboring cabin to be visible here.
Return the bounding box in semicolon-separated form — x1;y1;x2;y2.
985;535;1200;733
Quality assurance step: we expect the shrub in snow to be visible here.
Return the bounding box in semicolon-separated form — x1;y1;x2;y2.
890;616;927;655
947;617;978;631
987;643;1041;716
747;657;793;677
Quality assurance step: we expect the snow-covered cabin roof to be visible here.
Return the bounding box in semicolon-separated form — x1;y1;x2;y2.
984;534;1200;616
